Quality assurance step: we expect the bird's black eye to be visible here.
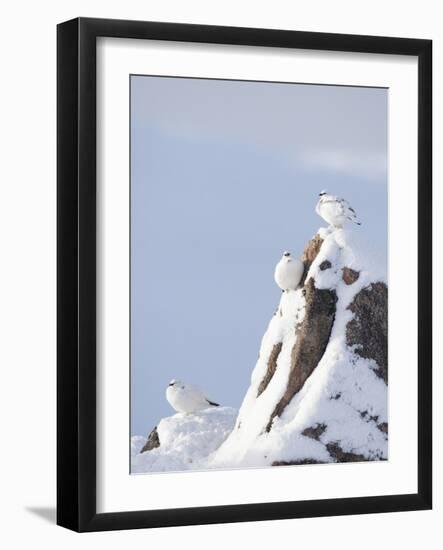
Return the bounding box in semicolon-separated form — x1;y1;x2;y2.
284;252;290;257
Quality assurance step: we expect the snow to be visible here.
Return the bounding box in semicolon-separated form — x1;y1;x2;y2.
131;406;237;473
131;435;147;458
132;227;387;473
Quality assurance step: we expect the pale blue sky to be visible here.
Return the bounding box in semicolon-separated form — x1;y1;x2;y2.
130;75;387;436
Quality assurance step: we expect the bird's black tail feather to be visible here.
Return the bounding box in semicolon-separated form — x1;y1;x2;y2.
207;400;220;407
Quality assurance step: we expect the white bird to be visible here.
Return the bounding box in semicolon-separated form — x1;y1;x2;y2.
274;251;304;291
166;380;220;414
315;190;361;228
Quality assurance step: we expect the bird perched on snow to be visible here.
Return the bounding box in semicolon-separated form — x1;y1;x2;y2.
274;251;304;291
315;190;361;228
166;380;220;414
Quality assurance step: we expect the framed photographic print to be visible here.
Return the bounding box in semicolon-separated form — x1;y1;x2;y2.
57;17;432;531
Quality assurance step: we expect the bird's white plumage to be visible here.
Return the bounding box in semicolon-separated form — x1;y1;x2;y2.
166;380;219;414
316;192;361;228
274;252;303;291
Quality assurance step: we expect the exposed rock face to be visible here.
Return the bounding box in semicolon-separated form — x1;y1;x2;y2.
377;422;388;435
342;267;360;285
266;278;337;431
140;426;160;453
300;234;324;286
257;342;282;397
273;440;379;465
272;459;325;466
302;423;327;441
346;282;388;383
326;442;368;463
273;443;371;465
259;232;332;423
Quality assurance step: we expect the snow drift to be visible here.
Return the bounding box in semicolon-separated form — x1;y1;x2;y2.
132;227;388;472
131;407;237;473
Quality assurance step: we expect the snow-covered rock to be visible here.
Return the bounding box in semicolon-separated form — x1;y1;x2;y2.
210;227;388;468
131;406;237;473
131;435;148;457
132;227;388;473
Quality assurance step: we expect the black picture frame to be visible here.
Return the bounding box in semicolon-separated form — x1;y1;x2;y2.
57;17;432;532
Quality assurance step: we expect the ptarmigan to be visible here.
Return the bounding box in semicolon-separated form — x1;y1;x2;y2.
315;190;361;228
166;380;220;414
274;251;304;292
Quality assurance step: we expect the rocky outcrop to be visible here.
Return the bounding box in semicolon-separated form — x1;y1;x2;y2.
212;228;388;469
273;443;372;464
300;233;324;286
302;423;327;441
266;277;337;431
262;234;337;430
346;282;388;383
272;459;326;466
377;422;388;435
257;342;282;397
140;426;160;453
325;442;368;463
342;267;360;285
133;228;389;474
